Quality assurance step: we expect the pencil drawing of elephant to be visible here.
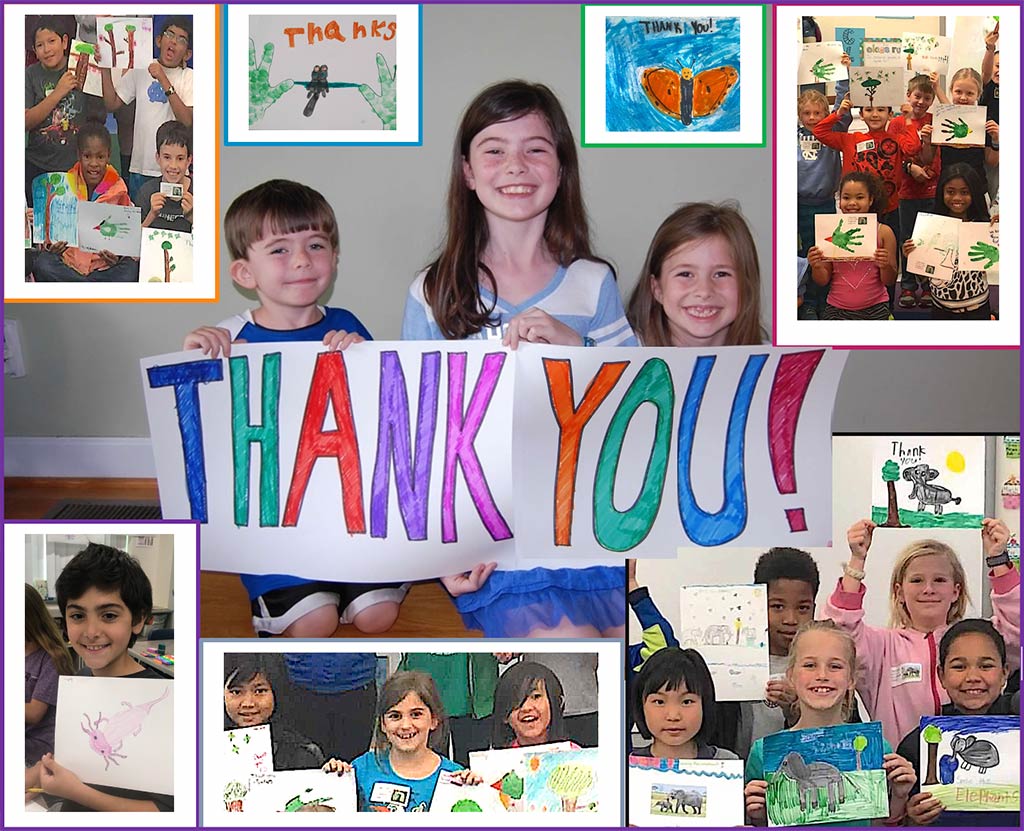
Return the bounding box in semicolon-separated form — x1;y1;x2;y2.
703;624;733;645
903;464;962;515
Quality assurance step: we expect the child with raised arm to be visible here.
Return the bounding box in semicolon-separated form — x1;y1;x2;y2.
183;179;408;637
823;518;1019;748
402;80;633;639
26;543;173;812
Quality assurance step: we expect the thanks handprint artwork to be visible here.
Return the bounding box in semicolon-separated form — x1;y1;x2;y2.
931;104;986;146
798;41;848;86
814;213;876;260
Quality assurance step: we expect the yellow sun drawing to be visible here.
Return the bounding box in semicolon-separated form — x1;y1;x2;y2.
946;451;965;473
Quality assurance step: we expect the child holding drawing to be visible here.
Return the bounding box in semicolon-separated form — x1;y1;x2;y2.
25;583;74;765
321;671;482;811
897;619;1019;827
743;621;916;826
30;121;139;283
26;543;173;811
401;80;633;638
806;170;897;320
182;178;408;637
902;163;993;319
625;202;766;347
822;518;1019;749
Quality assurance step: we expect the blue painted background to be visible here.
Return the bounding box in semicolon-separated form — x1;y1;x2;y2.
763;722;885;774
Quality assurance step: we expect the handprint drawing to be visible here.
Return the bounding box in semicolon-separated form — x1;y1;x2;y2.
359;53;396;130
826;219;864;253
810;58;835;81
940;117;973;141
967;241;998;269
249;40;294;126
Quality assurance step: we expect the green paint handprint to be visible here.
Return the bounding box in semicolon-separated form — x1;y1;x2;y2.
249;39;294;126
968;241;999;268
940;117;972;140
810;58;835;81
94;218;126;238
825;218;864;253
358;53;396;130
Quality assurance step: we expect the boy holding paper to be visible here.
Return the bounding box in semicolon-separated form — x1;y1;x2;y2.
30;121;140;283
25;543;172;811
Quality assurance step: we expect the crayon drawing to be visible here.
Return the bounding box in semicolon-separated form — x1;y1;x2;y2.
77;201;142;257
763;722;888;826
958;221;999;284
521;748;599;813
94;17;153;69
429;772;509;813
678;584;769;700
31;172;78;246
930;104;987;147
871;436;985;529
141;229;193;283
243;769;357;813
469;742;575;812
813;213;876;260
220;724;274;811
835;27;864;67
604;15;741;132
906;212;961;283
919;715;1019;811
54;676;174;794
798;41;848;86
848;67;903;109
629;756;744;826
900;32;950;75
68;40;103;97
247;15;397;131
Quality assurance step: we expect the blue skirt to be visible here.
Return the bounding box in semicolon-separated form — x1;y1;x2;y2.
453;566;625;638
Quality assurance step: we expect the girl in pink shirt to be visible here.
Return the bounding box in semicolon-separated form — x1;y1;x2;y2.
823;518;1019;748
807;171;897;320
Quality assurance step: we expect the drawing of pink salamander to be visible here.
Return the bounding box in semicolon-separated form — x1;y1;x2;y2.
81;685;170;769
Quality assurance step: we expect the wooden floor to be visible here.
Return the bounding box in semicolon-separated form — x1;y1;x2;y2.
5;477;476;639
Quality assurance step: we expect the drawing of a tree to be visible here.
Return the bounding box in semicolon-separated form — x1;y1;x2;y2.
102;22;119;67
881;460;909;527
904;43;915;70
161;239;176;282
451;799;484;812
853;734;868;770
43;174;67;245
72;42;94;86
923;724;943;785
125;24;137;69
547;763;594;812
861;76;881;106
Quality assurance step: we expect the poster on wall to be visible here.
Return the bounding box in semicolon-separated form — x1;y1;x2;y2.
629;756;745;826
871;436;986;529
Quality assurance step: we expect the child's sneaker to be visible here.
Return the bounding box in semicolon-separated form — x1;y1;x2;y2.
898;289;917;308
918;289;932;308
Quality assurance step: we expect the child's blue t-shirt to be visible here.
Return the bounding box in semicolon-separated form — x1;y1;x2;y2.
352;751;461;811
214;306;373;599
401;259;637;346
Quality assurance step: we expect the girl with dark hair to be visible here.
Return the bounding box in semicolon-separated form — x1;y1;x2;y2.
492;661;570;749
903;163;993;320
322;671;481;811
223;653;324;771
401;80;633;640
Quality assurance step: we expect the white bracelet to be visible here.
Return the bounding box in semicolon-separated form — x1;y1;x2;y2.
842;561;866;580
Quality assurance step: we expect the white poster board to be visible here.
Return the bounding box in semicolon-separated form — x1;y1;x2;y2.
95;17;154;69
871;436;986;529
76;201;142;256
931;104;987;147
906;213;961;283
247;14;397;131
55;676;173;794
678;584;769;701
848;67;904;109
430;772;509;813
628;756;745;826
243;769;357;814
140;229;193;283
813;213;877;260
798;41;848;85
220;725;274;811
900;32;950;76
68;40;103;96
959;221;999;283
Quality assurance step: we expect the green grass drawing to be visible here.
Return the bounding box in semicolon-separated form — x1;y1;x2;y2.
871;506;983;529
928;783;1019;812
766;770;888;826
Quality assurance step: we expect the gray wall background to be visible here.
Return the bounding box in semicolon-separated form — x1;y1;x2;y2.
3;5;1019;440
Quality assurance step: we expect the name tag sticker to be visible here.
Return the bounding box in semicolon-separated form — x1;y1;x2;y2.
856;139;876;153
890;662;923;686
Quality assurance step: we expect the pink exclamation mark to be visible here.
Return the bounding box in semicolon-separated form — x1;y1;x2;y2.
768;350;825;532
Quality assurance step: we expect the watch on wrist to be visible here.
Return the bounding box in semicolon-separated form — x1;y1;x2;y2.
986;551;1011;569
164;85;176;97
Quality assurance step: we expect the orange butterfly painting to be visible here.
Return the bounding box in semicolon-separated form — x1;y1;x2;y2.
641;64;739;125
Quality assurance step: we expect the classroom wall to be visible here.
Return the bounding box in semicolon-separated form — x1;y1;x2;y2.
628;435;996;643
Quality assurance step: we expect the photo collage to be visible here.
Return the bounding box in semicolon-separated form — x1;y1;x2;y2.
2;2;1020;827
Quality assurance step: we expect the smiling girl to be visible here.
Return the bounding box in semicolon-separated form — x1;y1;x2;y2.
323;671;480;811
631;647;737;761
822;518;1019;748
898;619;1019;827
492;661;571;749
744;622;916;826
627;202;765;347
